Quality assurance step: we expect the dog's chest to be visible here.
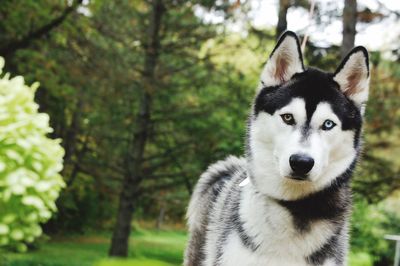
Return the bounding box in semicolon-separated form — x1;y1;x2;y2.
220;231;308;266
219;228;337;266
230;187;337;265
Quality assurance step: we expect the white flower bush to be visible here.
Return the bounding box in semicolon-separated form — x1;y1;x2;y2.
0;57;65;252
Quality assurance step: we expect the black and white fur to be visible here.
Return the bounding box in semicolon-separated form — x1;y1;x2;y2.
184;31;370;266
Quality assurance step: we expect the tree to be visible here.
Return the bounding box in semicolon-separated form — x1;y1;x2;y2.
276;0;310;39
105;0;242;256
276;0;291;39
341;0;357;58
108;0;165;257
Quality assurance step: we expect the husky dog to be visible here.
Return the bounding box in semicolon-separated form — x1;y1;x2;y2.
184;31;370;266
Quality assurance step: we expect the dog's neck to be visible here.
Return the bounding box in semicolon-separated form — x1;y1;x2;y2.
240;161;355;234
274;175;352;232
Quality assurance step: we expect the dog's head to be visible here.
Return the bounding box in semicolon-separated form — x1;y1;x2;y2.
247;31;370;200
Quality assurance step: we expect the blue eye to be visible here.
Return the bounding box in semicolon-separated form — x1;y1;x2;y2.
280;113;295;125
322;119;336;130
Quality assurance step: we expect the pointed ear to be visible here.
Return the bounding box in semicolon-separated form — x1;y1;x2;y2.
333;46;370;107
259;31;304;87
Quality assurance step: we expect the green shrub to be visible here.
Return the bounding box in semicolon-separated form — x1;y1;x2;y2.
351;199;400;265
0;58;65;252
349;252;373;266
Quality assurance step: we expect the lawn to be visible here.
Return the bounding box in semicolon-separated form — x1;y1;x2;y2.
0;229;373;266
1;230;187;266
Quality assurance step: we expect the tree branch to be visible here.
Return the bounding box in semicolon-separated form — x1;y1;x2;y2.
0;0;83;57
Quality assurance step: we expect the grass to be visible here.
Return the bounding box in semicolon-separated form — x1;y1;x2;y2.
0;229;373;266
1;230;187;266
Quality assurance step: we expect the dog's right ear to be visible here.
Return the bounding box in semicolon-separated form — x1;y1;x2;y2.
259;31;304;88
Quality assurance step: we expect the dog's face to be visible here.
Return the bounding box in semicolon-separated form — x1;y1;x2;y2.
248;32;370;200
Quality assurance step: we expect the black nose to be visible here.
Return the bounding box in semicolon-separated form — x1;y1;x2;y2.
289;154;314;176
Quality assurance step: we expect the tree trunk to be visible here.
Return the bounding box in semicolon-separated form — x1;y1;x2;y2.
156;205;166;230
276;0;291;39
341;0;357;58
108;0;165;257
63;97;83;175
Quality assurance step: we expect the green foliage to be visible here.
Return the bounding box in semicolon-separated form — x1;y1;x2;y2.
0;58;64;252
352;61;400;203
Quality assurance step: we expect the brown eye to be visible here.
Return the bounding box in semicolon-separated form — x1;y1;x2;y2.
280;113;295;125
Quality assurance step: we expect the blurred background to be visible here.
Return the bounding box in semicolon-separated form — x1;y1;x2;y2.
0;0;399;266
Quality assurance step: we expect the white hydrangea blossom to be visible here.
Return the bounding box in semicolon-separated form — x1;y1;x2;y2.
0;57;65;252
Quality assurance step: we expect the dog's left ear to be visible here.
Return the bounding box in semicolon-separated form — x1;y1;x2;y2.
259;31;304;88
333;46;370;107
